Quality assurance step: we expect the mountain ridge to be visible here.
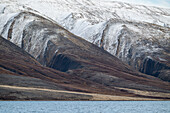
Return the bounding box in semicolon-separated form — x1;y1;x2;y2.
0;13;170;99
0;0;170;100
0;0;169;80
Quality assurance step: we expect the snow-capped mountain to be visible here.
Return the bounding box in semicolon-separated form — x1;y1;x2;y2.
1;0;169;26
0;0;170;80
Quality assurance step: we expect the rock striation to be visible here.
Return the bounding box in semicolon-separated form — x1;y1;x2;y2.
0;0;170;80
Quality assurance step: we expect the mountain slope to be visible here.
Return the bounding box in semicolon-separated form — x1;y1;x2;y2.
0;36;118;100
1;26;170;100
0;36;133;100
0;9;170;100
0;0;170;80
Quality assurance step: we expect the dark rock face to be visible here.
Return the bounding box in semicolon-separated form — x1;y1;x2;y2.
140;58;170;78
92;20;170;82
158;70;170;82
48;54;82;72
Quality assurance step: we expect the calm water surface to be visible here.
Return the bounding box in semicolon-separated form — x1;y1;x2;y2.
0;101;170;113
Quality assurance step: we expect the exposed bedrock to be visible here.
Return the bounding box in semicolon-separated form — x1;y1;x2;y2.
0;3;170;81
97;21;170;81
1;11;170;93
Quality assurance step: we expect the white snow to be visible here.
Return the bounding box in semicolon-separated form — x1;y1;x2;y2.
0;13;19;39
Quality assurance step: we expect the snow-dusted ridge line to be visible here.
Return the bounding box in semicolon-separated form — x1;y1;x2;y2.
1;0;170;26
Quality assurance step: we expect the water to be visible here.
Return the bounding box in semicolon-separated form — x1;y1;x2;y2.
0;101;170;113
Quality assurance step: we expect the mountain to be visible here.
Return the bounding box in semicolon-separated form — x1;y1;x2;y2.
0;0;170;81
0;0;170;100
0;10;170;100
0;36;142;100
0;36;96;100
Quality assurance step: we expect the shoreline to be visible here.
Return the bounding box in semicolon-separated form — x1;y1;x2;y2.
1;85;170;101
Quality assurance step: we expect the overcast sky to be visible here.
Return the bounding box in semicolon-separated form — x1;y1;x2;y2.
100;0;170;8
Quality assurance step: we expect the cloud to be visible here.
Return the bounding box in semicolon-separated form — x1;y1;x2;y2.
96;0;170;8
